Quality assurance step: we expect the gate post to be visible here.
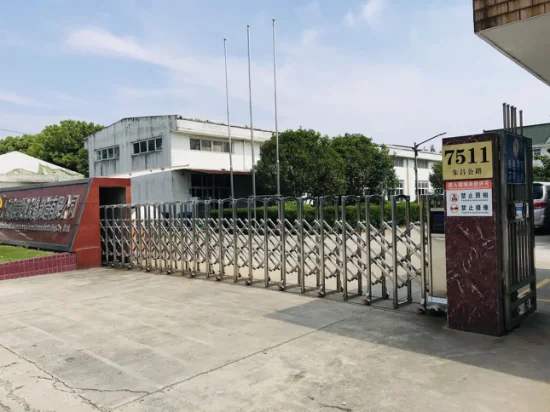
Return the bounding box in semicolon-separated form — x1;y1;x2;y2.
443;104;535;335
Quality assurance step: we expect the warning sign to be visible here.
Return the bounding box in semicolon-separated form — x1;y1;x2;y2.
445;180;492;217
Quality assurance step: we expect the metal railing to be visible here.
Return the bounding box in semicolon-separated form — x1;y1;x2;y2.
100;195;437;310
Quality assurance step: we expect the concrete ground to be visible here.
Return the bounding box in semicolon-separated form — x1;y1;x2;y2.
0;267;549;412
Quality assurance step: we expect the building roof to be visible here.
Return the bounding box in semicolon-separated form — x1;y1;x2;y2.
0;151;83;181
486;123;550;146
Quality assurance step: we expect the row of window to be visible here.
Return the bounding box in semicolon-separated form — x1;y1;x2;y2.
190;138;232;153
394;157;429;169
96;146;120;161
388;180;429;197
95;138;164;162
133;137;163;155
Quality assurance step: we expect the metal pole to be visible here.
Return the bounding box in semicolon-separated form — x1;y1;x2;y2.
520;110;524;136
272;19;281;196
414;145;419;203
223;38;235;199
247;26;256;199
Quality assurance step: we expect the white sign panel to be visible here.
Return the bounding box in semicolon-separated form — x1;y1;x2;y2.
445;179;492;217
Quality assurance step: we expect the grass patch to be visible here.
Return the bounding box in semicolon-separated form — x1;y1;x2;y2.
0;246;54;263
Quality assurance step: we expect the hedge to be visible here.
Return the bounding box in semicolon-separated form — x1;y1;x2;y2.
209;201;420;227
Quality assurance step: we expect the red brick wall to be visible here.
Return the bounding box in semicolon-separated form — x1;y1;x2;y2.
474;0;550;32
0;253;76;281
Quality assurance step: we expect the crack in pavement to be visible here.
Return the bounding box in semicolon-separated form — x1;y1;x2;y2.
319;403;353;412
0;362;17;370
31;375;149;396
0;344;106;412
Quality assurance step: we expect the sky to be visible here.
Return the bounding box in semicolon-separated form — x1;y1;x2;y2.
1;0;550;147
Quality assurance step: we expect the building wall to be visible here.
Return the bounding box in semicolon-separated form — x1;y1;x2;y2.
171;119;272;172
131;171;175;204
85;116;177;178
389;147;442;200
474;0;550;32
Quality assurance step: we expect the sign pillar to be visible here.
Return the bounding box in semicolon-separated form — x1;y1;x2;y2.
443;134;504;335
443;127;536;336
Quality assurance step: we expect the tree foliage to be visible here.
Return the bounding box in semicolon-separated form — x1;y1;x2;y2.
255;128;346;197
0;120;103;176
534;156;550;182
429;161;443;193
255;129;397;197
332;133;397;196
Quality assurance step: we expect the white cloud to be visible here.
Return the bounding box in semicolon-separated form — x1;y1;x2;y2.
59;4;550;148
0;90;48;108
345;0;386;27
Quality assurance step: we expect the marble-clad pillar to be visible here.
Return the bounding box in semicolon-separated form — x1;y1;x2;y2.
444;134;504;336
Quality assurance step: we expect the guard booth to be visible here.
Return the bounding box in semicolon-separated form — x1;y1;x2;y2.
443;104;536;336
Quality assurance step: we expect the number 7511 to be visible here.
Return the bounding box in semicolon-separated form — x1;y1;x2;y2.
444;147;489;165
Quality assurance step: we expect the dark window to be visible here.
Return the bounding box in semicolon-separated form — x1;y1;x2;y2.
201;140;212;151
533;184;544;200
148;139;156;152
191;173;202;187
140;141;147;153
213;141;223;152
114;146;120;157
133;143;140;155
156;138;163;150
224;142;231;153
190;139;200;150
108;147;114;158
394;157;404;167
417;160;429;169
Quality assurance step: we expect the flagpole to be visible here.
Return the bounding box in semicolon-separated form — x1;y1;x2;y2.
223;38;235;199
272;19;280;196
247;25;256;200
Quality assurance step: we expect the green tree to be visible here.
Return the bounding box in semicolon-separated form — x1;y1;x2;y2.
534;156;550;181
331;133;397;196
255;128;346;197
429;161;443;193
0;120;103;176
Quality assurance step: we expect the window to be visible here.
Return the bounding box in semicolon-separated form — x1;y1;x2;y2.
394;157;404;167
95;146;120;162
190;139;201;150
417;160;429;169
533;148;541;156
418;181;429;196
189;138;232;153
388;180;404;199
133;137;163;155
190;173;231;200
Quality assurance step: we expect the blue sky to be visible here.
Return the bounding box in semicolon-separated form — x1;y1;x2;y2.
1;0;550;146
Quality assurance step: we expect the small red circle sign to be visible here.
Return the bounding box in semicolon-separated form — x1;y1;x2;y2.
451;204;459;213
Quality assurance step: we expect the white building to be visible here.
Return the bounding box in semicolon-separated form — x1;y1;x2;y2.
0;151;83;189
84;116;272;203
388;146;442;201
84;115;442;203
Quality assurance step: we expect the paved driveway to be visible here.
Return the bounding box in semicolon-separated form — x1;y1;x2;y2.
0;269;549;412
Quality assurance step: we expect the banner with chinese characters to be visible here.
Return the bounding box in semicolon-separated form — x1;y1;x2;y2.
0;181;90;251
445;179;493;217
442;141;493;181
505;133;525;185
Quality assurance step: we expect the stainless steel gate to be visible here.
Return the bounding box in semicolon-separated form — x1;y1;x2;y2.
500;104;537;330
100;195;437;310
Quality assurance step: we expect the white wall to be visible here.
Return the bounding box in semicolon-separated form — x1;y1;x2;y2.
171;119;272;172
389;146;442;201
